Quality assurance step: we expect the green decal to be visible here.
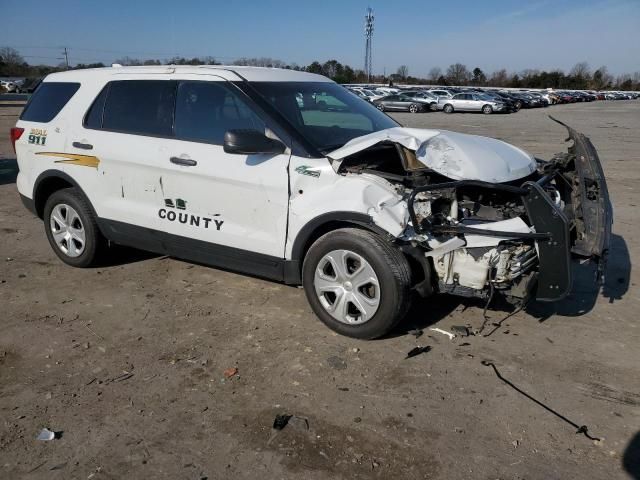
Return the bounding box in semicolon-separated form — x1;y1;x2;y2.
295;165;321;178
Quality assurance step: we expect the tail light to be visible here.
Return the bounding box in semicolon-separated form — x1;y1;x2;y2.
10;127;24;154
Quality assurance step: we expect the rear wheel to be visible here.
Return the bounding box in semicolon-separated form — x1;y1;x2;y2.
44;188;105;267
430;102;437;111
409;103;419;113
443;104;454;113
302;228;412;339
482;104;493;114
376;103;385;111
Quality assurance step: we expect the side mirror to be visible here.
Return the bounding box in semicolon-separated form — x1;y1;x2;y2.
223;129;286;155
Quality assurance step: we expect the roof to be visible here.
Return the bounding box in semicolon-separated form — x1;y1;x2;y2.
43;65;331;83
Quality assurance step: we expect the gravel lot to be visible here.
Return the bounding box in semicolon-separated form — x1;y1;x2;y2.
1;99;638;480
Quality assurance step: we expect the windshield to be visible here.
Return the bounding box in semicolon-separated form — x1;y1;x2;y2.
250;81;399;153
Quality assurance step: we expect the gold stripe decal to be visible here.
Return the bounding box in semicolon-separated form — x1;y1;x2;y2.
36;152;100;168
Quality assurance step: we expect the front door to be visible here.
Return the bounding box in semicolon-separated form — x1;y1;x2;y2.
160;78;290;260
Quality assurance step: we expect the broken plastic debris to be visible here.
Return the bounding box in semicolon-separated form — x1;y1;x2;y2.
405;346;431;359
272;414;309;431
408;328;424;338
223;367;238;379
36;428;56;441
273;414;291;430
451;326;471;337
429;327;455;340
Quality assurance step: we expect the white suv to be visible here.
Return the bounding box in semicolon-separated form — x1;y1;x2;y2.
13;66;612;339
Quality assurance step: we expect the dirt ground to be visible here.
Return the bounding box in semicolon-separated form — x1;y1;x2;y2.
1;99;638;480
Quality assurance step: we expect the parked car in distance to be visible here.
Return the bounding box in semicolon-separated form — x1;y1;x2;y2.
1;80;20;93
438;92;507;114
476;90;519;112
398;90;439;111
18;77;43;94
428;89;454;99
373;93;430;113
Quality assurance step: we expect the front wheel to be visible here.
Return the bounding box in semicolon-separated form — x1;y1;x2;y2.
376;103;385;111
482;105;493;114
44;188;106;267
302;228;412;339
409;103;420;113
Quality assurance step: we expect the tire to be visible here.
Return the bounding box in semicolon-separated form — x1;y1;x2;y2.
376;103;385;111
43;187;105;268
443;104;454;114
430;102;437;111
409;103;419;113
482;104;493;114
302;228;412;339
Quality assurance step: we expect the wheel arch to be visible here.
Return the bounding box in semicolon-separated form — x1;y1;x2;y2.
33;170;97;220
284;212;391;285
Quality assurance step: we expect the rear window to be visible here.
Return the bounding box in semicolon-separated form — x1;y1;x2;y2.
20;82;80;122
84;85;109;129
102;80;176;137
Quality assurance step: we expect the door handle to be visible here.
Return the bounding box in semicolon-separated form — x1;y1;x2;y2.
72;141;93;150
170;156;197;166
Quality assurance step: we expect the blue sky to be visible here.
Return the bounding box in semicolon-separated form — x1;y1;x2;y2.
1;0;639;75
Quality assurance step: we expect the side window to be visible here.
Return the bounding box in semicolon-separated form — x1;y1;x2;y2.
102;80;176;137
174;81;264;145
453;94;464;100
84;84;109;129
20;82;80;122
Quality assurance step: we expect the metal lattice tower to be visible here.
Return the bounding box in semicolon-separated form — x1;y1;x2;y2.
364;8;374;82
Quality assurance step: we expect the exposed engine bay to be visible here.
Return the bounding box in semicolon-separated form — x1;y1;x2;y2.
327;118;613;304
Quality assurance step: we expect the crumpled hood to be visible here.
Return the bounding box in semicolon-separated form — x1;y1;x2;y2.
327;127;537;183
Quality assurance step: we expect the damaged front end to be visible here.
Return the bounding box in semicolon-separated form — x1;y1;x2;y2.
328;119;613;304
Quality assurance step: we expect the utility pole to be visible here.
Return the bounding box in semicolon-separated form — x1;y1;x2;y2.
62;47;69;69
364;8;374;83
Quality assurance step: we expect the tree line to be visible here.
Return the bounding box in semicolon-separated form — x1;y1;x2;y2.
1;46;639;91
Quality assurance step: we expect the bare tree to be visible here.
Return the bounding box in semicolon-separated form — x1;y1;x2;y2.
570;61;591;88
233;57;286;68
0;47;24;66
487;69;509;87
115;56;142;66
446;63;471;85
591;66;613;90
396;65;409;80
427;67;442;82
570;61;591;78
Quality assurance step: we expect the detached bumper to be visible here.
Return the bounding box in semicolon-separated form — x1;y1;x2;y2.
522;118;613;301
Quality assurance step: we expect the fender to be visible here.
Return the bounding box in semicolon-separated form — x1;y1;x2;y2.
284;211;391;285
32;169;99;221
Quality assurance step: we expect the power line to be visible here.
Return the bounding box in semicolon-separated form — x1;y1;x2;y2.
7;45;243;61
